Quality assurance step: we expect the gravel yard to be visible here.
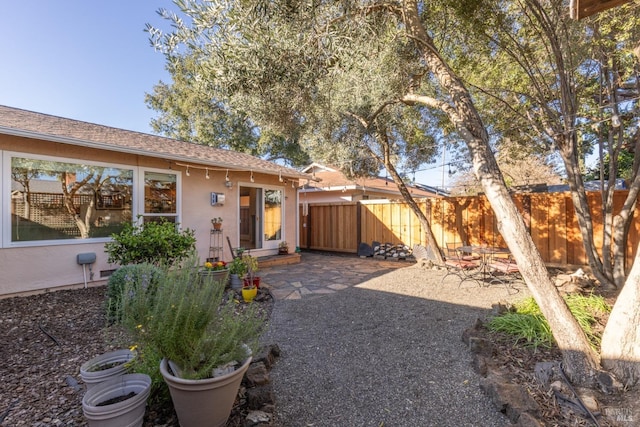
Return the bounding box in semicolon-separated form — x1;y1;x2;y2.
2;254;632;426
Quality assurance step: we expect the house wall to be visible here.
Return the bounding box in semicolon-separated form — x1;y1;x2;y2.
1;133;298;296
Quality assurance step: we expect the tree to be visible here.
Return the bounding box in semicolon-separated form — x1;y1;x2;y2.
445;0;640;384
450;139;564;195
450;0;640;291
147;0;640;385
147;0;446;261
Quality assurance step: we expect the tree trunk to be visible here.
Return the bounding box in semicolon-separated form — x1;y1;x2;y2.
600;247;640;387
403;0;601;384
377;130;444;263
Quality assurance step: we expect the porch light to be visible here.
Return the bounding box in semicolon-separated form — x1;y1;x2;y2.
611;114;621;128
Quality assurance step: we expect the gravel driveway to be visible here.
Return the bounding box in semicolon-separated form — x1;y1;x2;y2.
263;260;529;426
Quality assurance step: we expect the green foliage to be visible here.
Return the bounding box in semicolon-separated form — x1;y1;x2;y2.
104;218;196;267
228;257;248;276
487;295;610;349
145;0;439;180
242;254;259;281
584;150;635;181
105;263;165;323
114;256;265;381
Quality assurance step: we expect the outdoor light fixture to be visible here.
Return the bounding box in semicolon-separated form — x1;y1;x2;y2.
225;169;229;182
279;171;283;182
612;114;621;128
225;180;233;188
250;170;255;183
205;168;210;179
185;166;190;177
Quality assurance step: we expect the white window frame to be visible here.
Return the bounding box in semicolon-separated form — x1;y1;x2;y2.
137;167;182;226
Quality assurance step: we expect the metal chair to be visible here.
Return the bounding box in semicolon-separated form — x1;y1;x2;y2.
446;242;480;261
441;246;480;286
487;255;523;293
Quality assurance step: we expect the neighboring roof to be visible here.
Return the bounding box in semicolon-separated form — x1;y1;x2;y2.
570;0;633;19
299;163;442;198
548;179;627;193
0;105;310;180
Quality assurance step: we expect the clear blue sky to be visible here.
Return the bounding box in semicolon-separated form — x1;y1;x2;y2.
0;1;174;133
0;1;448;186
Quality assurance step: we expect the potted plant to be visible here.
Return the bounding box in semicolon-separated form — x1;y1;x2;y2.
241;283;258;302
82;373;151;427
228;257;247;290
211;217;223;231
199;260;229;285
116;255;264;427
278;241;289;255
80;348;136;390
242;254;260;289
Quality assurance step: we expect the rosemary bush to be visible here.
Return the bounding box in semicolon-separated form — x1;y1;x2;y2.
115;256;265;381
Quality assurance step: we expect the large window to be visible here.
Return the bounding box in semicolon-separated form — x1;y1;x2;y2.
10;156;133;242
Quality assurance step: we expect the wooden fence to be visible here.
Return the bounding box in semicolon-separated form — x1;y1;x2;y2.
299;191;640;267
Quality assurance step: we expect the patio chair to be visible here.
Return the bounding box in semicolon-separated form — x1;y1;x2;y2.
226;236;249;259
441;246;479;286
487;255;523;293
446;242;480;261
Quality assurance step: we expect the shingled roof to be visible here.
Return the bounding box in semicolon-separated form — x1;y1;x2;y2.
0;105;310;180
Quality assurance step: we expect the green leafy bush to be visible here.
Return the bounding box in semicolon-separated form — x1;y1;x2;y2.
104;218;196;267
487;294;610;349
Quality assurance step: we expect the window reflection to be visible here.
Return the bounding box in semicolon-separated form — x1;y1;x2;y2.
10;157;133;241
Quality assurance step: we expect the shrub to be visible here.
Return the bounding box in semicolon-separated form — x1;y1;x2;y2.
105;263;165;323
104;218;196;267
115;256;265;381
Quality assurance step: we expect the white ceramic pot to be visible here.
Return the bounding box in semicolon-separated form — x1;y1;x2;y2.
82;373;151;427
80;349;135;390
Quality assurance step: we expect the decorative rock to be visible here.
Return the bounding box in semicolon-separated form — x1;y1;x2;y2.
467;336;493;357
480;377;541;423
246;385;274;410
246;410;271;424
515;411;545;427
245;362;270;387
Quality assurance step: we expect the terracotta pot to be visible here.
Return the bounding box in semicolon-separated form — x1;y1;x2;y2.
160;356;252;427
80;349;135;390
82;373;151;427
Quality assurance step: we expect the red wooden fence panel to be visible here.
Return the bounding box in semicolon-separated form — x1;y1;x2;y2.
298;190;638;267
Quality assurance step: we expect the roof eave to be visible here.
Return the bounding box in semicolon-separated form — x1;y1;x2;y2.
1;126;313;181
